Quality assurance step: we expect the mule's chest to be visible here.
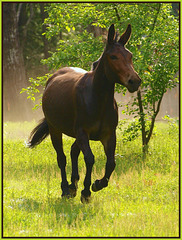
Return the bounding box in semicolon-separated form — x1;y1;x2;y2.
85;106;118;141
76;79;118;140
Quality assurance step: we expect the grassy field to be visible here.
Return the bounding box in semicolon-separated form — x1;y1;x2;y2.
3;121;179;237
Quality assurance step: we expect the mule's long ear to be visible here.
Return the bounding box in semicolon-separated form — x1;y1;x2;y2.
118;24;131;46
107;24;115;45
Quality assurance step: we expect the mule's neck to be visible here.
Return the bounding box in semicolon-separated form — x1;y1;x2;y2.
92;54;115;100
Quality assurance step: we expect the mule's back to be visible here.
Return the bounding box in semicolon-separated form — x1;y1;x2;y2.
45;67;86;88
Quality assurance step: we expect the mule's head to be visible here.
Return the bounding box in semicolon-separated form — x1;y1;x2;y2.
104;24;141;93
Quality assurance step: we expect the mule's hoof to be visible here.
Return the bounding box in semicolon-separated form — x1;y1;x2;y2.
81;194;91;204
92;179;108;192
92;180;100;192
68;183;77;198
61;192;71;199
69;188;76;198
81;190;91;204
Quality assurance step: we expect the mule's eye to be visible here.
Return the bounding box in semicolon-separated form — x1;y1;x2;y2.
110;55;118;60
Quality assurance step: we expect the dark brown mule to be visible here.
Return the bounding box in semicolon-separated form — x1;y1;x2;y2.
28;24;141;203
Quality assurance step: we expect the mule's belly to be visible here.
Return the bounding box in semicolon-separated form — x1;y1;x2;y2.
42;75;77;137
43;99;76;138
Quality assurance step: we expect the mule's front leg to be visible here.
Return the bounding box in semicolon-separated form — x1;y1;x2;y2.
76;129;95;203
92;132;116;192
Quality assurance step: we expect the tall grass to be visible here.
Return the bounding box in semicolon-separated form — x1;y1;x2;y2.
3;121;179;237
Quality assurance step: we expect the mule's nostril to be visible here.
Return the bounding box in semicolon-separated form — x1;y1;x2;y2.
128;79;134;85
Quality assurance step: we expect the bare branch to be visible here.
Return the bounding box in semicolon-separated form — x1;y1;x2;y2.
113;4;120;22
21;3;34;49
146;92;164;144
17;3;23;22
25;3;34;28
148;3;161;38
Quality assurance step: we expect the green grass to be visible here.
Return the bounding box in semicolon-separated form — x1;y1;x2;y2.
3;121;179;237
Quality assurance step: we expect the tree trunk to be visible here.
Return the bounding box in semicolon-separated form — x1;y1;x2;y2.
137;90;147;148
3;3;31;121
137;89;164;157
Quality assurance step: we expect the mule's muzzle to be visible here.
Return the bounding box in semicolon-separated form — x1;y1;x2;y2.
127;77;141;93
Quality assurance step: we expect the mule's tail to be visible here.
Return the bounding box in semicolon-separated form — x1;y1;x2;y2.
28;118;49;148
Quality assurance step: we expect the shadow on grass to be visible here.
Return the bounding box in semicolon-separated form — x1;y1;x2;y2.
47;197;86;224
12;197;42;212
114;152;144;175
15;195;95;227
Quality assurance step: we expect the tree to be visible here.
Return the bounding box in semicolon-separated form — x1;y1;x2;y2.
3;3;55;121
18;2;52;77
117;3;179;154
3;3;30;121
23;3;179;153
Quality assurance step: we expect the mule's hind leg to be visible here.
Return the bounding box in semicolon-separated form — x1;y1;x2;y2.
92;132;116;192
76;129;95;203
50;131;70;197
69;140;80;197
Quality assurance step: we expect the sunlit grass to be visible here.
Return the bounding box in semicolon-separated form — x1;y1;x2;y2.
3;121;179;237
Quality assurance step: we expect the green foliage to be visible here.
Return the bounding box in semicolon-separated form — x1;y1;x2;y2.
118;119;154;143
130;3;178;108
162;115;179;139
21;74;51;109
42;32;103;71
